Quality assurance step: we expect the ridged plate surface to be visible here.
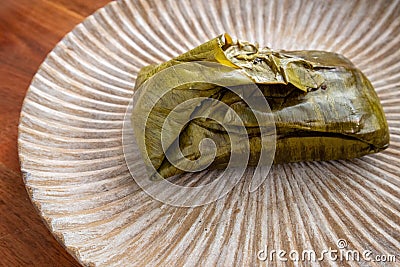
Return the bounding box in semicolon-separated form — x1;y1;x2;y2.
18;0;400;266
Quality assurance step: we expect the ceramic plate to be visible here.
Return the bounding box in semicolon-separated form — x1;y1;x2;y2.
18;0;400;266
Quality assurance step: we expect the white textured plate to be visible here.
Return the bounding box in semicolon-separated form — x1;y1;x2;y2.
18;0;400;266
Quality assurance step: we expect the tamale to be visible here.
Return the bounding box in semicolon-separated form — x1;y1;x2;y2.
131;33;389;178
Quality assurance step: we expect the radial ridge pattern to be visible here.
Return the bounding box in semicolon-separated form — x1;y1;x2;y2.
18;0;400;266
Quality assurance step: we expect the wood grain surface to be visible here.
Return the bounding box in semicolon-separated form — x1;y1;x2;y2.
0;1;111;266
5;0;400;266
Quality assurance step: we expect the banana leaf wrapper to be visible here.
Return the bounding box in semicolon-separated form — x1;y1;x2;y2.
132;34;389;178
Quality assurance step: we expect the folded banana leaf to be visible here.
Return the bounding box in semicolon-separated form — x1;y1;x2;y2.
132;33;389;178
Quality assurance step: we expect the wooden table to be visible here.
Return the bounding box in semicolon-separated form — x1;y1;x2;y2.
0;1;111;265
